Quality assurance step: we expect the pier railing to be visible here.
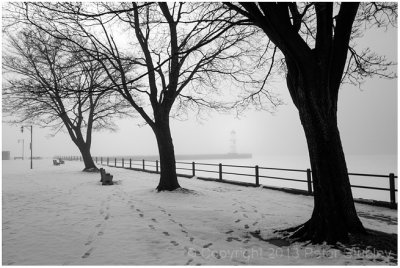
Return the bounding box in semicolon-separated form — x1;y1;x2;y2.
59;156;398;208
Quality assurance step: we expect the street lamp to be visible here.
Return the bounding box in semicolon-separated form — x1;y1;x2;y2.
21;125;33;169
17;139;24;160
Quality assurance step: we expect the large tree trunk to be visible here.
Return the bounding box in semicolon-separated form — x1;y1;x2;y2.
77;142;97;172
284;57;366;243
153;120;181;191
291;102;366;243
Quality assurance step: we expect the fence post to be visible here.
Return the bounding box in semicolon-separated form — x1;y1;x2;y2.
389;173;396;207
115;158;117;167
255;165;259;186
156;160;159;173
307;169;312;195
130;158;132;169
143;159;145;170
219;163;222;181
122;158;124;168
96;156;97;163
101;157;102;164
107;157;109;166
192;162;196;177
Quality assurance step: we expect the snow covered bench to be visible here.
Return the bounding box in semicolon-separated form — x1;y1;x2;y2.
53;159;60;166
100;168;113;185
58;159;65;164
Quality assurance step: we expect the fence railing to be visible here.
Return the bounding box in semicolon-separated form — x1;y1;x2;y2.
59;156;398;208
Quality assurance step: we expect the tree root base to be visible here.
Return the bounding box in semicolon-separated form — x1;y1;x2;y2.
156;187;197;194
82;167;99;172
274;223;397;262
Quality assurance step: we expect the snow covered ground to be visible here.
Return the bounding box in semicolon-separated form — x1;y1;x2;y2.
2;160;397;265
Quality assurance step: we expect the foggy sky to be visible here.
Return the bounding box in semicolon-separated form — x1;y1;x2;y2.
2;24;397;159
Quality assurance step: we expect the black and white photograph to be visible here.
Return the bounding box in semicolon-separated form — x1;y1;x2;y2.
2;2;398;265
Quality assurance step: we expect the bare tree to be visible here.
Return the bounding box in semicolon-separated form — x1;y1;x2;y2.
224;2;397;243
9;2;278;190
3;28;133;171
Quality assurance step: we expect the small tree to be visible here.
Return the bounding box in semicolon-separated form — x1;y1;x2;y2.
225;2;397;243
3;28;132;171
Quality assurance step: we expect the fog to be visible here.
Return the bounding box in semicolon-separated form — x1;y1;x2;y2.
2;26;397;159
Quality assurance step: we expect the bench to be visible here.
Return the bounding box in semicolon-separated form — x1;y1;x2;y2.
53;159;60;166
59;159;65;164
100;168;114;185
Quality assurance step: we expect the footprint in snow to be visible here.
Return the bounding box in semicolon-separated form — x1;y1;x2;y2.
151;218;158;223
225;230;234;234
203;243;212;248
213;251;221;259
82;248;94;259
185;259;194;265
244;224;249;229
148;225;155;230
85;233;94;245
139;213;144;218
226;237;241;242
243;214;249;218
170;240;179;246
192;249;201;256
235;219;241;223
104;213;110;220
98;231;104;236
163;231;170;236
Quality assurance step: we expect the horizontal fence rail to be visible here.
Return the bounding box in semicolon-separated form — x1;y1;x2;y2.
59;156;398;209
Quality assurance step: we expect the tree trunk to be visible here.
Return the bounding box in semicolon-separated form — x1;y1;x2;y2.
153;121;181;191
78;142;97;172
289;87;366;244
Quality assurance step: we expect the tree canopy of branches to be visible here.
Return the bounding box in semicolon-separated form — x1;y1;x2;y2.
7;2;280;190
3;27;133;171
225;2;397;244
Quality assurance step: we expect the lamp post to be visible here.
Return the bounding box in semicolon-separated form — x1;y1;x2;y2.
21;125;33;169
17;139;24;160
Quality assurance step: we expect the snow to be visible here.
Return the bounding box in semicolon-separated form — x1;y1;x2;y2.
2;160;397;265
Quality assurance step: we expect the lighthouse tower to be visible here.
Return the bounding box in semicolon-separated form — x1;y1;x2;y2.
229;130;237;154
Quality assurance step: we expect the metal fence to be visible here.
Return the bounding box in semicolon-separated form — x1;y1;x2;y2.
59;156;398;208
